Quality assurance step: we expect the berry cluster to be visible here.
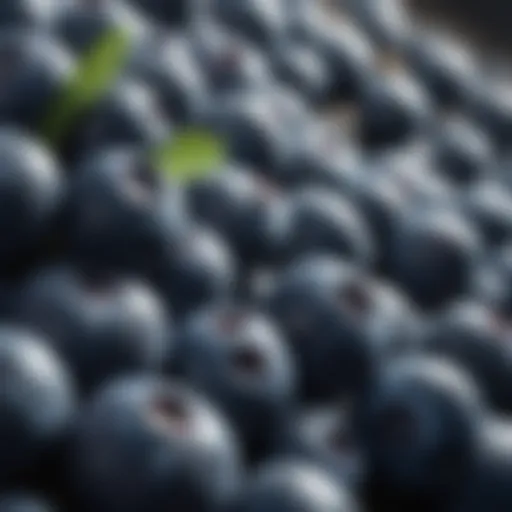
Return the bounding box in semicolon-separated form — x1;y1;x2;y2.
0;1;509;511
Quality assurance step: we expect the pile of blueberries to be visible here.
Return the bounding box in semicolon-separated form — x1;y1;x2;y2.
2;0;512;511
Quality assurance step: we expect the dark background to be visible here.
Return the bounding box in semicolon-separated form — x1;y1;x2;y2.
410;0;512;50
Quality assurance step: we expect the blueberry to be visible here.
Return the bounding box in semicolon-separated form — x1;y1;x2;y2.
0;30;74;129
0;327;75;484
16;265;171;392
150;225;236;318
280;188;376;267
187;167;288;266
433;116;494;187
357;356;484;499
359;68;433;149
227;458;359;512
264;256;379;401
0;130;63;272
389;208;482;309
53;0;148;56
71;376;241;512
66;147;188;274
67;78;171;161
0;493;55;512
177;303;296;459
404;33;477;107
424;301;512;413
129;33;208;123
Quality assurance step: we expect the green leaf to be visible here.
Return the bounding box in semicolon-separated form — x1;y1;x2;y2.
152;129;228;182
40;27;132;147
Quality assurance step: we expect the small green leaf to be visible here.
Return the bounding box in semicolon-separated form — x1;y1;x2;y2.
152;129;228;182
41;27;132;147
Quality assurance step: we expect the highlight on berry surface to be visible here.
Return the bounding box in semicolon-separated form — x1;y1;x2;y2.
152;128;228;182
40;27;133;147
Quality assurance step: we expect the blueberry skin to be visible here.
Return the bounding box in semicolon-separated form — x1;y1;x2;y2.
433;117;494;187
53;0;148;56
362;279;423;358
187;167;288;266
467;80;512;150
264;256;380;402
0;493;55;512
389;208;482;309
199;91;293;170
350;173;407;272
464;181;512;248
275;142;360;194
67;79;171;161
130;0;191;27
0;0;59;30
0;130;63;271
0;327;75;484
343;0;412;50
357;356;484;499
450;418;512;512
472;243;512;314
497;155;512;191
283;1;327;45
278;406;368;490
210;0;287;48
150;225;236;318
71;376;241;512
359;69;433;149
309;17;375;101
368;143;452;211
0;31;74;129
271;41;331;104
424;301;512;413
66;147;188;274
274;125;361;190
226;458;360;512
129;34;208;123
16;265;171;393
404;34;477;107
177;303;296;459
280;188;376;267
